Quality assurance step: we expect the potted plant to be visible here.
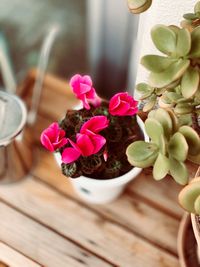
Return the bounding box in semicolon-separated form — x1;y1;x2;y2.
125;1;200;264
40;74;148;204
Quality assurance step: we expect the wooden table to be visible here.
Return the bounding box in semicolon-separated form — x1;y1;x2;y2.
0;70;198;267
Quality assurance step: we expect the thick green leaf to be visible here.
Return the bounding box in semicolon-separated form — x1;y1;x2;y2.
151;108;173;138
136;83;154;99
176;28;191;57
128;0;152;13
195;2;200;13
153;153;169;180
143;95;156;112
166;92;181;102
194;195;200;215
179;182;200;213
167;109;179;132
151;25;177;55
183;13;199;20
189;26;200;58
181;67;199;98
141;55;176;73
169;157;188;185
126;141;159;168
168;132;188;162
145;118;164;141
149;59;190;88
179;125;200;155
174;103;193;114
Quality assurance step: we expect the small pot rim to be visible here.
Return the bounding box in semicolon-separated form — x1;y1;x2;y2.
56;115;148;187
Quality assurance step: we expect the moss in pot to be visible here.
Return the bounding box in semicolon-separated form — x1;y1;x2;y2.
40;74;146;204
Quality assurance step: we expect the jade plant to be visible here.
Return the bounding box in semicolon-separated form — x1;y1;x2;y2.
40;74;143;179
126;2;200;205
126;108;200;185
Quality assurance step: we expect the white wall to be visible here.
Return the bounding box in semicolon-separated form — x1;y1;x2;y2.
130;0;196;97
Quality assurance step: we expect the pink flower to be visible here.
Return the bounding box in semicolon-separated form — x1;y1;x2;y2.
80;116;109;135
61;116;109;164
61;134;106;164
40;123;68;152
69;74;101;110
109;92;138;116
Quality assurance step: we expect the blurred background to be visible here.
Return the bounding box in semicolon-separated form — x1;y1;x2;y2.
0;0;139;98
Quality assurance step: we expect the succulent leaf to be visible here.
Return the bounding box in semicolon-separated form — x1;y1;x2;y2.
183;13;199;20
126;141;159;168
145;118;164;141
149;59;190;88
150;108;173;138
169;157;188;185
176;28;191;57
141;55;176;73
181;67;199;98
174;102;193;114
153;153;169;180
179;125;200;155
143;95;157;112
128;0;152;14
195;2;200;13
189;26;200;58
168;132;188;162
136;83;154;99
151;25;177;55
179;181;200;213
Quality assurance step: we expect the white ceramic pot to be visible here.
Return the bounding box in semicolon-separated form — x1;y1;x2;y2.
55;116;148;204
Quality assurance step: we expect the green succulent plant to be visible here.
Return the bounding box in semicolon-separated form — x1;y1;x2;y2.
127;0;152;14
134;2;200;170
181;2;200;31
126;108;200;185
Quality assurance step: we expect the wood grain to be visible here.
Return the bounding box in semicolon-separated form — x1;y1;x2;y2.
0;179;179;267
0;202;112;267
32;150;179;255
0;242;41;267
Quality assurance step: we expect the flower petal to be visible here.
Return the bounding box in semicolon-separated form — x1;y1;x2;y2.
40;133;54;151
80;116;109;134
61;147;81;164
91;134;106;154
76;134;94;156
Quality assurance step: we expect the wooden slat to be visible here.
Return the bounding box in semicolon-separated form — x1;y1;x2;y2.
0;242;41;267
0;179;179;267
32;150;179;254
0;202;112;267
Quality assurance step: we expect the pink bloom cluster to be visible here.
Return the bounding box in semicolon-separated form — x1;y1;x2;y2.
41;74;138;165
40;116;109;164
62;116;109;163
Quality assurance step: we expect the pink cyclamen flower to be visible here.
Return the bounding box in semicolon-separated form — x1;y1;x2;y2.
69;74;101;110
109;92;138;116
61;116;109;164
40;123;68;152
80;116;109;136
61;134;106;164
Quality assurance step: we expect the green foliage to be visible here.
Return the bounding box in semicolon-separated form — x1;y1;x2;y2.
126;108;200;185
